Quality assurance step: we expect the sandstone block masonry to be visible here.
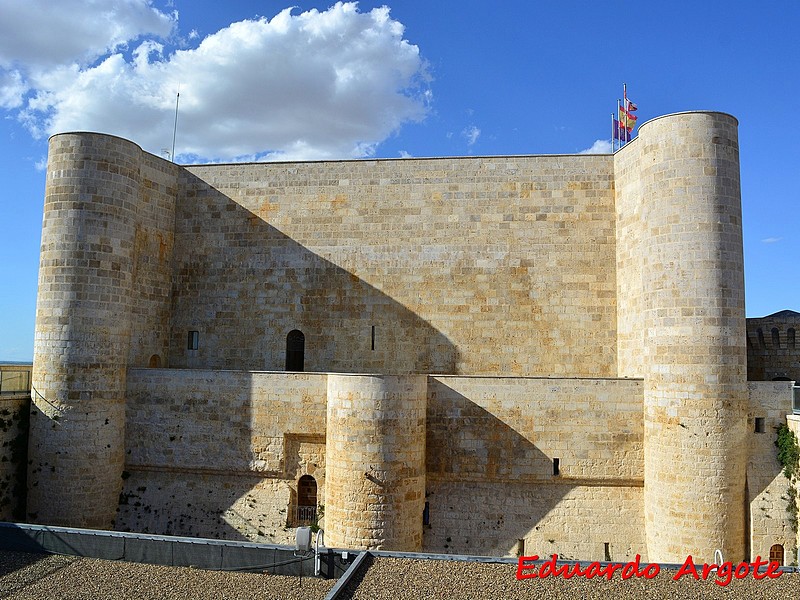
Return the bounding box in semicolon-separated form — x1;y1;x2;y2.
747;310;800;382
25;112;798;564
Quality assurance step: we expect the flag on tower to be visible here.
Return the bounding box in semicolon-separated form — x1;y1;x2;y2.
619;105;637;132
612;86;638;150
622;84;637;133
613;119;631;142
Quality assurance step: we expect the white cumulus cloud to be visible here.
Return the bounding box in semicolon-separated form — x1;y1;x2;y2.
579;139;613;154
0;1;431;162
0;0;176;110
0;0;176;68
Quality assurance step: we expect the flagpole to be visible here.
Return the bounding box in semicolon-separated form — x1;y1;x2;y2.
623;83;627;116
623;83;628;139
611;112;616;152
617;98;622;148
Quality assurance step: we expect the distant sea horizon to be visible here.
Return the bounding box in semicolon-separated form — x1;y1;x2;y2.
0;360;33;365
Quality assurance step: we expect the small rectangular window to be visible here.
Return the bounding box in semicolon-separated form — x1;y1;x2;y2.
553;457;560;476
188;331;199;350
371;325;375;351
754;417;765;434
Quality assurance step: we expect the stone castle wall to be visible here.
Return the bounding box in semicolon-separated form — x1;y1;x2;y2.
0;394;28;522
26;112;797;562
612;125;646;379
747;382;797;564
117;368;327;541
126;153;179;369
424;376;645;559
29;134;180;528
171;154;618;376
747;312;800;382
117;369;647;554
113;370;795;560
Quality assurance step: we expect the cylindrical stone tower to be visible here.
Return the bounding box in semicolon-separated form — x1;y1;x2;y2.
325;374;426;551
637;113;748;562
28;133;142;528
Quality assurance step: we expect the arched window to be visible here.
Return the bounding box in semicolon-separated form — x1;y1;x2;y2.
296;475;317;523
769;544;784;565
286;330;305;371
771;328;781;348
788;328;796;349
148;354;161;368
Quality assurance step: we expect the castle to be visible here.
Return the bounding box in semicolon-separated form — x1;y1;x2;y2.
14;111;800;564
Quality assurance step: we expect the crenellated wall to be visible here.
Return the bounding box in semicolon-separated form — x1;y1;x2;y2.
746;311;800;382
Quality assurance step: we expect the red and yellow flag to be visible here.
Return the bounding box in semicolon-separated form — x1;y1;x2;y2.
619;105;637;132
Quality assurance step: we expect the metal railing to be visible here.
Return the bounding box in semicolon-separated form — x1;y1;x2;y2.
0;369;31;395
296;505;317;523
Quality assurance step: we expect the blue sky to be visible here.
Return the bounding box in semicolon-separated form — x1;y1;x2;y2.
1;0;798;361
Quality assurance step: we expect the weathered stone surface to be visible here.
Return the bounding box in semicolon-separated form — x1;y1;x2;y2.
25;113;798;564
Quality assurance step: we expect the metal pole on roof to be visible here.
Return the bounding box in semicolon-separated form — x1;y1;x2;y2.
171;90;180;163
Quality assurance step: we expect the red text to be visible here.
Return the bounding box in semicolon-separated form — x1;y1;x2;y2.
672;555;782;587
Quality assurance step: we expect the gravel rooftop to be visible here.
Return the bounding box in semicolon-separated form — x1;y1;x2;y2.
2;549;799;599
341;555;800;600
0;550;334;600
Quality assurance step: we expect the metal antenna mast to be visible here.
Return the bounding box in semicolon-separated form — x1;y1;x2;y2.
171;89;180;162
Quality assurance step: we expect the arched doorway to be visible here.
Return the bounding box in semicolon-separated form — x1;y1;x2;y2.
297;475;317;523
769;544;784;565
286;330;305;371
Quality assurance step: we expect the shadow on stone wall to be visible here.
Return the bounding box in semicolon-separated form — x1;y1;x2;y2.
424;379;645;560
425;379;572;555
116;175;461;543
0;397;29;522
169;172;460;375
